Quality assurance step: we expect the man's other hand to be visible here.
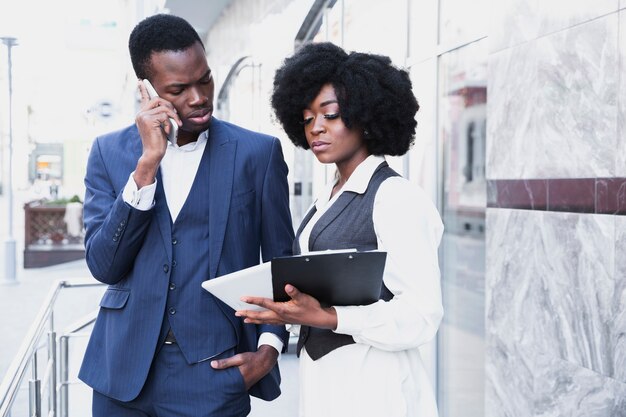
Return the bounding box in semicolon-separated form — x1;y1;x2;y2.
209;345;278;390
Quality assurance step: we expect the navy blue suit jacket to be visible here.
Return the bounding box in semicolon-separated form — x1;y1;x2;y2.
78;118;294;402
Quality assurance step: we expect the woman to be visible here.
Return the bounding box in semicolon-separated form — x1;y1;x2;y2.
237;42;444;417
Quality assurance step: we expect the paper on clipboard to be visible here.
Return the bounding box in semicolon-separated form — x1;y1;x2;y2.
201;262;272;311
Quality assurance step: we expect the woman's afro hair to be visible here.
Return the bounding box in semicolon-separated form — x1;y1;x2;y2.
271;42;419;156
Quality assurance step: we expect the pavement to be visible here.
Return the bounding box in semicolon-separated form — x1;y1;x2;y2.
0;258;299;416
0;259;95;377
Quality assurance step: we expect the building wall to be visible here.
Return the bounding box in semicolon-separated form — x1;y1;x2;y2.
485;1;626;415
202;0;316;225
203;0;313;138
200;1;626;415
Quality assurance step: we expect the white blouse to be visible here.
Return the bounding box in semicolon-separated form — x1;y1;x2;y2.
296;155;444;417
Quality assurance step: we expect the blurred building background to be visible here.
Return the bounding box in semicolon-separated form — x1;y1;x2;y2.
0;0;624;416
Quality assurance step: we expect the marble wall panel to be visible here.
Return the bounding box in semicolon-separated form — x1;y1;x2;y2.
485;336;534;417
487;16;618;180
486;209;621;379
532;354;626;416
614;216;626;382
486;208;626;416
486;343;626;417
618;10;626;176
489;0;618;52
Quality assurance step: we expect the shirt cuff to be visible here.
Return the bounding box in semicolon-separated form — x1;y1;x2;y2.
286;324;300;336
333;305;360;336
122;171;156;210
258;332;284;356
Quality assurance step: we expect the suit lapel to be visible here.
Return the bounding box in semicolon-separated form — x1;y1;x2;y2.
154;169;173;262
208;120;237;278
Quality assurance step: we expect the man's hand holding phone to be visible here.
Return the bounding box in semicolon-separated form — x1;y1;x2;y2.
142;79;179;144
133;79;182;188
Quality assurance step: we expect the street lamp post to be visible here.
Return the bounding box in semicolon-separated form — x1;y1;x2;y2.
1;36;17;285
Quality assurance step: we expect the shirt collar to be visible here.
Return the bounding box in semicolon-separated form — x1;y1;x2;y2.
341;155;386;194
167;128;209;152
314;155;386;208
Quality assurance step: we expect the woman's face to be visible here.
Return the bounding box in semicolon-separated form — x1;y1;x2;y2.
302;84;368;169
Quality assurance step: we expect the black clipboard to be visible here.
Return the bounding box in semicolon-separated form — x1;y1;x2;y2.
271;250;387;306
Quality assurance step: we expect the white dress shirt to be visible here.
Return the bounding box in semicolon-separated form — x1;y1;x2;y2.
122;131;283;353
297;155;444;417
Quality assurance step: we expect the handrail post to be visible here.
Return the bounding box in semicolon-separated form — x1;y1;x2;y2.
28;354;41;417
0;279;105;417
47;331;56;416
58;336;68;417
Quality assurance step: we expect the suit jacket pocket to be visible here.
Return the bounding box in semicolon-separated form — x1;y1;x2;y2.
99;288;130;309
230;189;255;209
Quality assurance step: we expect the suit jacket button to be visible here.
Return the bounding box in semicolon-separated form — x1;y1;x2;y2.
169;307;176;315
163;264;170;273
169;283;176;290
172;238;178;245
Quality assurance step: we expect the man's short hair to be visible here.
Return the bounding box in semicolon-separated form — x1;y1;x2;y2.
129;14;203;80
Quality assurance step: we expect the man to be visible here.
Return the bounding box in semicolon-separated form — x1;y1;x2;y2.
78;14;294;417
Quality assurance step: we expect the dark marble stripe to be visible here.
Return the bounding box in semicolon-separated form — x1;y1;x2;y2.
487;178;626;214
547;179;596;214
596;178;626;215
487;179;547;210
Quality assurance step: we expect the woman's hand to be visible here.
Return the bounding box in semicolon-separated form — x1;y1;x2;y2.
236;284;338;330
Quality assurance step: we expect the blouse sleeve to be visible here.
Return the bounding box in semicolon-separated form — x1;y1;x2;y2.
333;177;444;351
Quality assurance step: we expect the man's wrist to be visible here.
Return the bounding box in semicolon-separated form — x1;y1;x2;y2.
256;344;279;367
133;155;159;188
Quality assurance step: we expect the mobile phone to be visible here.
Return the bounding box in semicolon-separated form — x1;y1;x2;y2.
142;79;178;144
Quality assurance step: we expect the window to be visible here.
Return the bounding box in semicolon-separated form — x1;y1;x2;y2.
437;39;487;417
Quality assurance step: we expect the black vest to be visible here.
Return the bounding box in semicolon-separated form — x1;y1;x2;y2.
295;161;398;360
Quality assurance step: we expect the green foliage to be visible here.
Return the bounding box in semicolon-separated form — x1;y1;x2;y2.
45;195;83;205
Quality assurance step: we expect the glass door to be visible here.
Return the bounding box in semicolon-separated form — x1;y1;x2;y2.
437;39;487;417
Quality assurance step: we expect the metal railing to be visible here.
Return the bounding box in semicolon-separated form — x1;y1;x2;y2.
0;279;104;417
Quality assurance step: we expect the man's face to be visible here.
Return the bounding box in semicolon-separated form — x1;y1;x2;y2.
147;42;214;136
